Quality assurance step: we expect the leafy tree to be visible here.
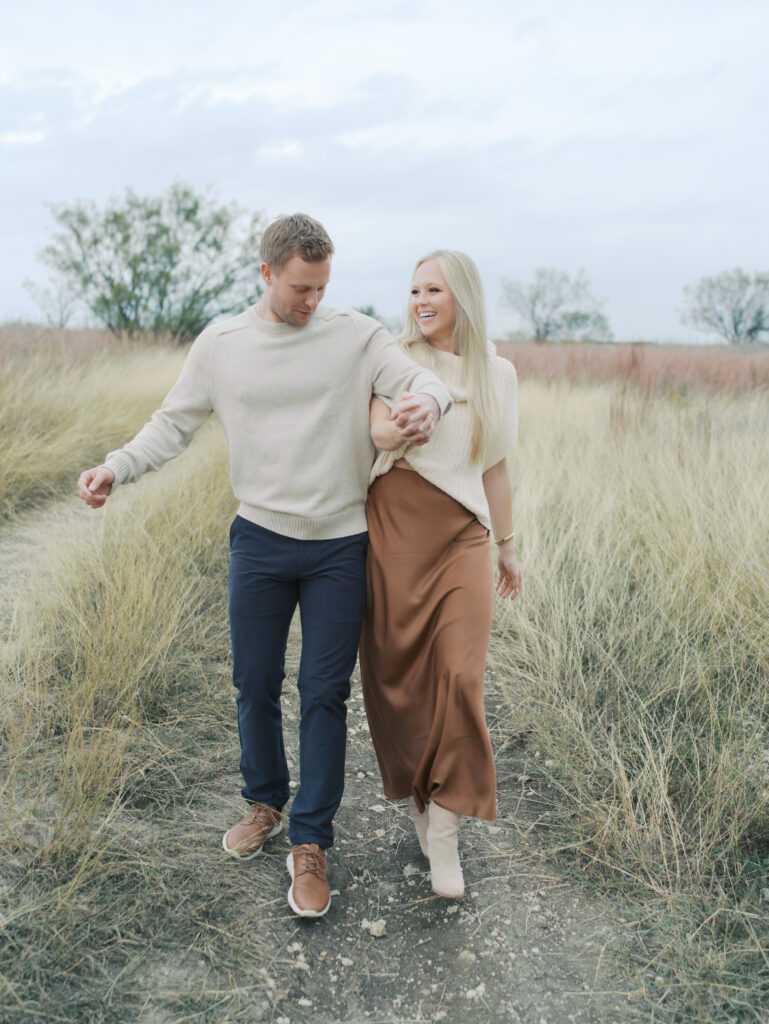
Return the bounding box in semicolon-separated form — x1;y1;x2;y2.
32;182;264;340
501;267;612;343
681;268;769;343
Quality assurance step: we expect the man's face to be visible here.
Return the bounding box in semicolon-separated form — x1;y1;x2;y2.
261;255;332;327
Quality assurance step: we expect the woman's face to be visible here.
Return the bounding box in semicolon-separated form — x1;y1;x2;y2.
410;259;456;349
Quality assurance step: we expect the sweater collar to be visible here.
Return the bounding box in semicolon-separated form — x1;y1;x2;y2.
247;303;316;335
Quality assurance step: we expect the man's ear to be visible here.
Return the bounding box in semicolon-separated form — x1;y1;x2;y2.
261;263;272;287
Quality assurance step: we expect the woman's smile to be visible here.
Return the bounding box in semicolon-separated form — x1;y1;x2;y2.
410;259;456;350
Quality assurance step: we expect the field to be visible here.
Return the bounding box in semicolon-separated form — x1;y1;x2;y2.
1;327;768;1023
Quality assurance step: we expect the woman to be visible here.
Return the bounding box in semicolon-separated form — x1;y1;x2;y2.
359;249;521;899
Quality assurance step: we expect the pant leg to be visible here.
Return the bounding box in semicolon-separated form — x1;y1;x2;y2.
228;516;298;808
288;532;368;848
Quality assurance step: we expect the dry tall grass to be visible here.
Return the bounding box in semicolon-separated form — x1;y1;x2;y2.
4;423;234;823
490;379;769;1019
1;425;244;1019
0;331;184;517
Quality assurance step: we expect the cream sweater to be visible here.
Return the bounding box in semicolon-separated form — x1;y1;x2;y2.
370;342;518;529
105;306;452;540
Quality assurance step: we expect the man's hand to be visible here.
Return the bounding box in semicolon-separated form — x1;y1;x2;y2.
390;392;440;446
77;465;115;509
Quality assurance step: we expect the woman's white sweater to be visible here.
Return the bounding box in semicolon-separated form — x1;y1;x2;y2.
370;342;518;530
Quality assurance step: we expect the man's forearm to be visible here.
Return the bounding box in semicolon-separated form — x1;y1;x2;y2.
409;372;451;419
105;330;214;487
367;327;452;418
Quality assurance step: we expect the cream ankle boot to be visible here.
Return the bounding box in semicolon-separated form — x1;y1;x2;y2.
426;802;464;899
407;796;429;858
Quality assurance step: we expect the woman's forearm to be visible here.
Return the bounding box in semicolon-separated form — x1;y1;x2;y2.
482;459;514;542
370;417;406;451
370;396;407;451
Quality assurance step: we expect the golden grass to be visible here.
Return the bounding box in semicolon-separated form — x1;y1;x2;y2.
0;335;184;517
494;381;769;878
0;427;252;1020
488;379;769;1019
4;423;234;831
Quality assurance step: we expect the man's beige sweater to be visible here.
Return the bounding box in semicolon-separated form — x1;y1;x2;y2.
105;305;452;540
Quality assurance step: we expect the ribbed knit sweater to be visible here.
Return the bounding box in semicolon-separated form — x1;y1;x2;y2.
105;306;452;540
370;342;518;529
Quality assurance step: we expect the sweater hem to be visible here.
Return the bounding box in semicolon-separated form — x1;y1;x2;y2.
236;502;368;540
372;466;491;531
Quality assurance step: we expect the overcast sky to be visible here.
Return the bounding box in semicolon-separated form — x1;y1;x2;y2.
2;0;767;341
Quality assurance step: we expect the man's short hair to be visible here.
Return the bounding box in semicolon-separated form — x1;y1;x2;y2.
261;213;335;270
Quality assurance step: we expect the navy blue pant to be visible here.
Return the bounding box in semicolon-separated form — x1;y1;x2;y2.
228;516;368;848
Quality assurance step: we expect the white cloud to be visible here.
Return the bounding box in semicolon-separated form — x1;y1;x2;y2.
0;130;45;144
258;140;304;159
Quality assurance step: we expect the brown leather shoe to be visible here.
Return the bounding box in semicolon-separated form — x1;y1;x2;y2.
286;843;331;917
222;802;282;860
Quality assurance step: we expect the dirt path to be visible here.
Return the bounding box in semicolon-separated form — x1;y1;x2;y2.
148;623;636;1024
0;498;96;631
1;499;636;1024
258;652;636;1024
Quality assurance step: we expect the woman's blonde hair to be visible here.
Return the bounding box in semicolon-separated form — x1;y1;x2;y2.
401;249;497;463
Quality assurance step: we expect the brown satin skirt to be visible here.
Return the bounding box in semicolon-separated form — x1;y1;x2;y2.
359;467;497;820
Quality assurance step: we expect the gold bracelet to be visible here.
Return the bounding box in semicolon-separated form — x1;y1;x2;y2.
495;531;516;547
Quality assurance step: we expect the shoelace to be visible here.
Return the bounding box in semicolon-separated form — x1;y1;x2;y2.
297;849;325;878
246;805;276;827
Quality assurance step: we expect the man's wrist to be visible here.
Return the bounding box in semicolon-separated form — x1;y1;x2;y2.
415;391;442;421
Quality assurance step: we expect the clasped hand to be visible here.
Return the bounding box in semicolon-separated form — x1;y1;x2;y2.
389;392;440;446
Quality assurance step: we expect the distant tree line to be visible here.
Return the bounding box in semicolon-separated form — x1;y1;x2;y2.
501;266;769;344
26;182;769;345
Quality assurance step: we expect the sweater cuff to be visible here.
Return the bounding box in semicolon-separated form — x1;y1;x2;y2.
416;381;453;418
104;452;132;490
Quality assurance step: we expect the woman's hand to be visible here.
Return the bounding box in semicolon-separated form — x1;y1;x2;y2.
495;544;522;600
482;458;521;599
370;395;412;451
390;392;438;446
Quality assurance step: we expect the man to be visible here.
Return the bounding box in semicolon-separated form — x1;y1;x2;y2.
78;213;451;918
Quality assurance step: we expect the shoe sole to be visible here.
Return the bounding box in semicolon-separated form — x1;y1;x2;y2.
285;852;331;918
222;822;282;860
431;887;464;899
